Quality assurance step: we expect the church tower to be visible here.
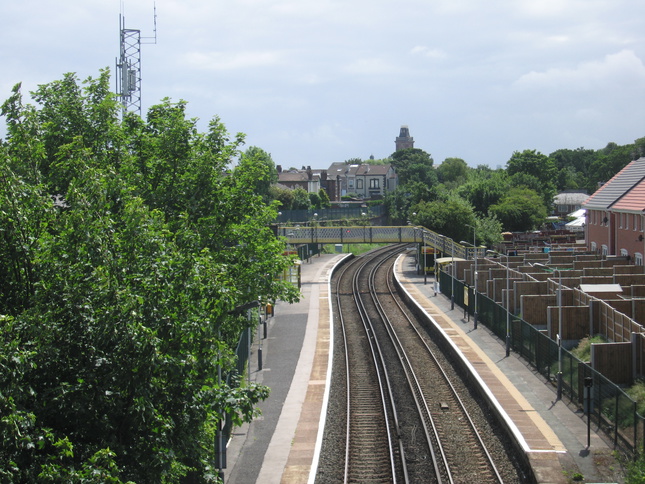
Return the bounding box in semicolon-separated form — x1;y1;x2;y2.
395;125;414;151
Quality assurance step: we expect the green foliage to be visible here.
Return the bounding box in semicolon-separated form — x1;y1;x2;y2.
489;187;547;232
0;71;299;482
506;149;557;208
318;188;331;208
309;191;322;209
571;335;607;362
626;380;645;417
239;146;278;203
390;148;437;187
269;184;295;210
291;187;311;209
411;194;476;243
457;169;509;215
437;157;469;187
626;454;645;483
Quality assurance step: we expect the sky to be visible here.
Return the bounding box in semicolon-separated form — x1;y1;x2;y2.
1;0;644;170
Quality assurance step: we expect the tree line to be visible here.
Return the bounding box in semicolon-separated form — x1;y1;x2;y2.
381;138;644;247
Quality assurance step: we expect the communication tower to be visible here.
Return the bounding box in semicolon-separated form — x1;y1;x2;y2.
116;3;157;115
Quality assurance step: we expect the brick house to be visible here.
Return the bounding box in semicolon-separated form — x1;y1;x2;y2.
583;157;645;264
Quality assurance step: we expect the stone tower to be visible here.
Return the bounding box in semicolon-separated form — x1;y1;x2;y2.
395;125;414;151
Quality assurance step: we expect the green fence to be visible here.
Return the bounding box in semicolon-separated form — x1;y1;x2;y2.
439;269;645;458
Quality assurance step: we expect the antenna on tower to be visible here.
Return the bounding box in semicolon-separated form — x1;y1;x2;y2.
116;2;157;116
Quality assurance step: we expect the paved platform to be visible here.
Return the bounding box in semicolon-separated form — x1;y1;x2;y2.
225;251;624;483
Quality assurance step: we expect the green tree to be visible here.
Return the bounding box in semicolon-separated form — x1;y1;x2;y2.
291;187;311;210
437;157;469;187
589;142;635;190
506;149;557;208
384;181;433;224
239;146;278;203
309;191;322;209
457;169;509;215
269;184;295;210
390;148;437;187
410;195;476;243
0;71;298;482
549;147;596;192
489;187;547;232
318;188;331;208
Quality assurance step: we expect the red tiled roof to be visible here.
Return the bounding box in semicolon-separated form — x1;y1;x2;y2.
583;157;645;210
612;182;645;212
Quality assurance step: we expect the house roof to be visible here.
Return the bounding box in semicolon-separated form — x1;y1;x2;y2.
611;182;645;212
326;162;394;177
582;157;645;210
355;164;392;176
277;171;320;183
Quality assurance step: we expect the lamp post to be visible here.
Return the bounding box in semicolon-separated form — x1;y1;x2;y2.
466;224;478;329
556;268;563;400
504;254;511;357
451;238;455;310
533;262;564;399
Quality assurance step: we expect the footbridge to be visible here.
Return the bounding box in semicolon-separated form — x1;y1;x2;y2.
277;225;484;260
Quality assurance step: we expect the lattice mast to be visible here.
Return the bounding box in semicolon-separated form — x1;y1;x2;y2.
116;3;157;115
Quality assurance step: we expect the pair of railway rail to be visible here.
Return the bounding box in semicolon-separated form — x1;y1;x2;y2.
327;245;509;483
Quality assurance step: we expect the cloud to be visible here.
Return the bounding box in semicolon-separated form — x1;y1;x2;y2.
410;46;447;60
183;50;286;71
513;50;645;91
344;57;397;76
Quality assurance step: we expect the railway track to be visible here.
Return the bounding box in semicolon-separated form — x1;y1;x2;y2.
315;245;524;483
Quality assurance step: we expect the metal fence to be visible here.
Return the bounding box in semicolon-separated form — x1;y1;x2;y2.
439;269;645;458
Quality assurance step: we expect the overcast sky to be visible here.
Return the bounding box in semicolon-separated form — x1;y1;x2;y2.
2;0;644;169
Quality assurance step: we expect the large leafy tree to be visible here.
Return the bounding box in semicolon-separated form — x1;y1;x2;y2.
390;148;437;187
457;168;509;215
410;194;476;243
489;187;547;232
549;147;596;192
239;146;278;203
0;71;298;482
436;157;469;187
506;149;557;208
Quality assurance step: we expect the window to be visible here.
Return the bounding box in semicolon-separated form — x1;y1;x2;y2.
636;253;643;266
601;245;608;256
621;248;628;257
348;179;354;189
357;179;363;189
591;242;597;252
369;178;380;189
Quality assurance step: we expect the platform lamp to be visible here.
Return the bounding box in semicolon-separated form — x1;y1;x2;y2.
451;238;455;310
466;224;478;329
503;254;511;357
533;262;564;400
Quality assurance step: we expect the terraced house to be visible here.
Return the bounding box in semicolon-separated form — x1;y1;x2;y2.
583;156;645;264
326;162;398;201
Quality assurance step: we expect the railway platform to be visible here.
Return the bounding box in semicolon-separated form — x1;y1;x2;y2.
224;250;623;483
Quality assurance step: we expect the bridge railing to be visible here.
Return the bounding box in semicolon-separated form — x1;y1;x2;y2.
278;225;486;259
